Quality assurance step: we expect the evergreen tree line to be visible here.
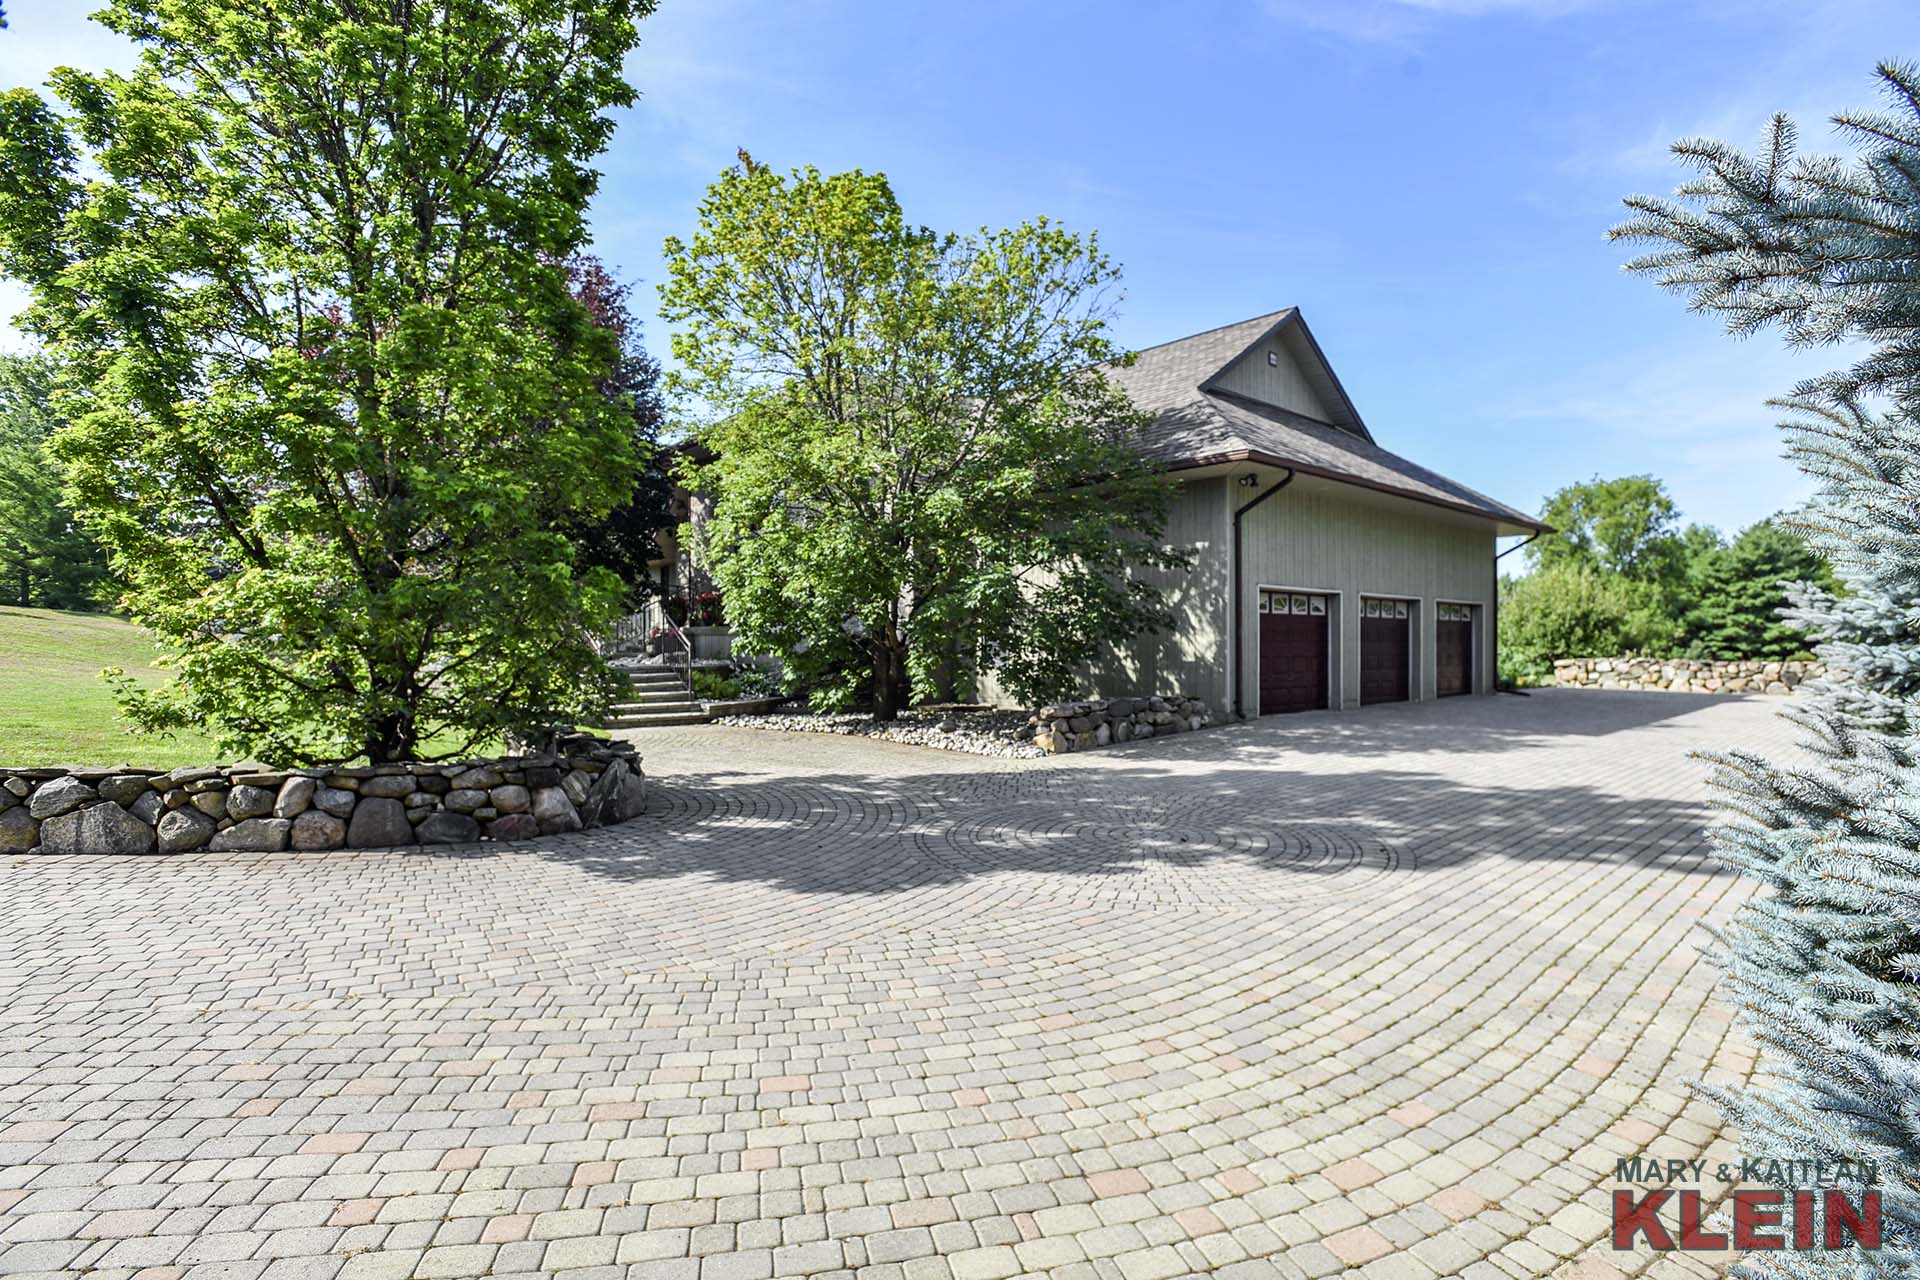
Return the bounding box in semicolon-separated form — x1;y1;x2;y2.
1497;473;1836;684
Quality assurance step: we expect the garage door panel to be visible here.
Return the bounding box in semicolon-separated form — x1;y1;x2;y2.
1258;591;1328;715
1360;601;1410;705
1437;614;1473;697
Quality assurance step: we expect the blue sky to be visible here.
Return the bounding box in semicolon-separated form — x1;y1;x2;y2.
4;0;1916;536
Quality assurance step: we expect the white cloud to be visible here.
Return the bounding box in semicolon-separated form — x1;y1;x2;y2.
1498;339;1857;532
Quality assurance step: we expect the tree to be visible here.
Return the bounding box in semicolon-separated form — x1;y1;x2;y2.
1496;561;1678;683
1614;63;1920;1276
558;255;673;609
0;1;651;764
1681;518;1833;661
0;353;111;610
660;160;1184;719
1533;474;1688;585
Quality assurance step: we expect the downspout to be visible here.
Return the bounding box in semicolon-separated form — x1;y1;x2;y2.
1230;469;1297;719
1492;531;1540;694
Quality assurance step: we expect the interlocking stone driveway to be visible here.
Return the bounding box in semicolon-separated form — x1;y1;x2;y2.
0;690;1795;1280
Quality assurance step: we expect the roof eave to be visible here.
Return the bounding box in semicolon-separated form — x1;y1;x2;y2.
1160;448;1552;533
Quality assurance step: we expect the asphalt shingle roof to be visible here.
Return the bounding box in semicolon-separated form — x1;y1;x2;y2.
1104;310;1546;531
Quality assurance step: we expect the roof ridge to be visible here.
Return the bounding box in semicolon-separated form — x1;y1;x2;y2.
1124;308;1295;359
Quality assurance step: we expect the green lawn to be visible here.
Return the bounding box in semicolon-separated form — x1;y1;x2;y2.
0;606;229;769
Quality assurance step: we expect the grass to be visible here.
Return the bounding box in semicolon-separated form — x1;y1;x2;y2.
0;606;228;768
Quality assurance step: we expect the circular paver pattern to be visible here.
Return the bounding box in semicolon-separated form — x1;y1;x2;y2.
0;691;1793;1280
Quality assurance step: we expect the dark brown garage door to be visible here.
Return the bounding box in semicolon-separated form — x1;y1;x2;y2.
1436;603;1474;697
1258;590;1329;714
1360;598;1411;705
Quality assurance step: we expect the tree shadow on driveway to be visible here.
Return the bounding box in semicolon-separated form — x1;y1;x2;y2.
403;691;1787;899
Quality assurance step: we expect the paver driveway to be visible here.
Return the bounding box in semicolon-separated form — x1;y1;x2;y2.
1;690;1795;1280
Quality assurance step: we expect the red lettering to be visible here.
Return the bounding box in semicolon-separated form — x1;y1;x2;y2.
1793;1190;1814;1250
1825;1190;1882;1250
1678;1191;1727;1249
1734;1190;1785;1249
1614;1190;1674;1250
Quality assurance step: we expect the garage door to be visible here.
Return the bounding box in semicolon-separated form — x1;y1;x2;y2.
1258;590;1329;714
1436;602;1474;697
1360;597;1411;705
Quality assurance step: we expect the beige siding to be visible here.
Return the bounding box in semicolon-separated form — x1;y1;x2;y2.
1084;477;1231;708
1236;475;1497;710
976;474;1498;715
1210;343;1334;423
977;479;1230;710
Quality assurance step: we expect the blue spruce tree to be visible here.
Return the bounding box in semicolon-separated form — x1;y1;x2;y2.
1613;64;1920;1276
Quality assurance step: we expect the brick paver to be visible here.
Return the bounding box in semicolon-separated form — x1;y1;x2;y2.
0;690;1785;1278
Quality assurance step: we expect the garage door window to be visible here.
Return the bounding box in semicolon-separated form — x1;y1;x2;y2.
1261;591;1327;615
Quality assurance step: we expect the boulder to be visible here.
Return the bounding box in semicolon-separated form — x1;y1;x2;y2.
415;811;481;844
579;764;646;827
98;775;154;807
290;810;347;851
561;770;592;806
313;786;357;819
0;786;15;813
485;813;541;842
525;765;563;790
210;818;292;852
190;790;229;820
358;775;418;799
346;797;413;848
274;776;316;819
128;790;165;826
225;784;276;820
443;788;487;814
451;765;504;790
0;807;38;851
489;784;530;814
39;802;157;855
29;776;98;819
3;777;29;797
415;774;450;796
157;807;216;852
530;786;582;835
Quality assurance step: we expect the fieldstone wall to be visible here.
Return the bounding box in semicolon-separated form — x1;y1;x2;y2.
1552;657;1824;696
1027;695;1213;754
0;731;645;856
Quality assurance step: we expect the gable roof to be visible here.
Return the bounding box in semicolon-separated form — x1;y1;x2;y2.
1104;310;1548;532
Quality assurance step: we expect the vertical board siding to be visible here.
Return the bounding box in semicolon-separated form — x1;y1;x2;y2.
1209;344;1334;424
978;478;1229;710
1237;480;1496;709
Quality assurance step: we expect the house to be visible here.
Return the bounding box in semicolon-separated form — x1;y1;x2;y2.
644;307;1548;716
986;308;1549;716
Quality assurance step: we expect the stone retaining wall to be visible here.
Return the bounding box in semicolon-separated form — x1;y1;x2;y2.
1028;695;1213;754
1552;657;1823;695
0;731;645;856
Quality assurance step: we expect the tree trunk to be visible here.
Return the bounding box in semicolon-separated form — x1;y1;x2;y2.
872;634;907;722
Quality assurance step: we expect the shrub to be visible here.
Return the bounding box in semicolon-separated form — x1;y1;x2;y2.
1498;562;1680;683
690;670;741;701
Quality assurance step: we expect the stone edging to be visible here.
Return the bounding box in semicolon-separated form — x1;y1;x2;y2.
1028;695;1213;753
0;731;645;856
1552;657;1823;695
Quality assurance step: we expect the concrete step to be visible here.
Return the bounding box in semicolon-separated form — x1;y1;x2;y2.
622;688;700;704
605;710;714;728
610;700;705;716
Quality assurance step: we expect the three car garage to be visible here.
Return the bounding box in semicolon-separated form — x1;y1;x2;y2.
1257;590;1479;715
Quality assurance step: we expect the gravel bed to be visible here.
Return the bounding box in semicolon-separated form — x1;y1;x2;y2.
709;709;1044;759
